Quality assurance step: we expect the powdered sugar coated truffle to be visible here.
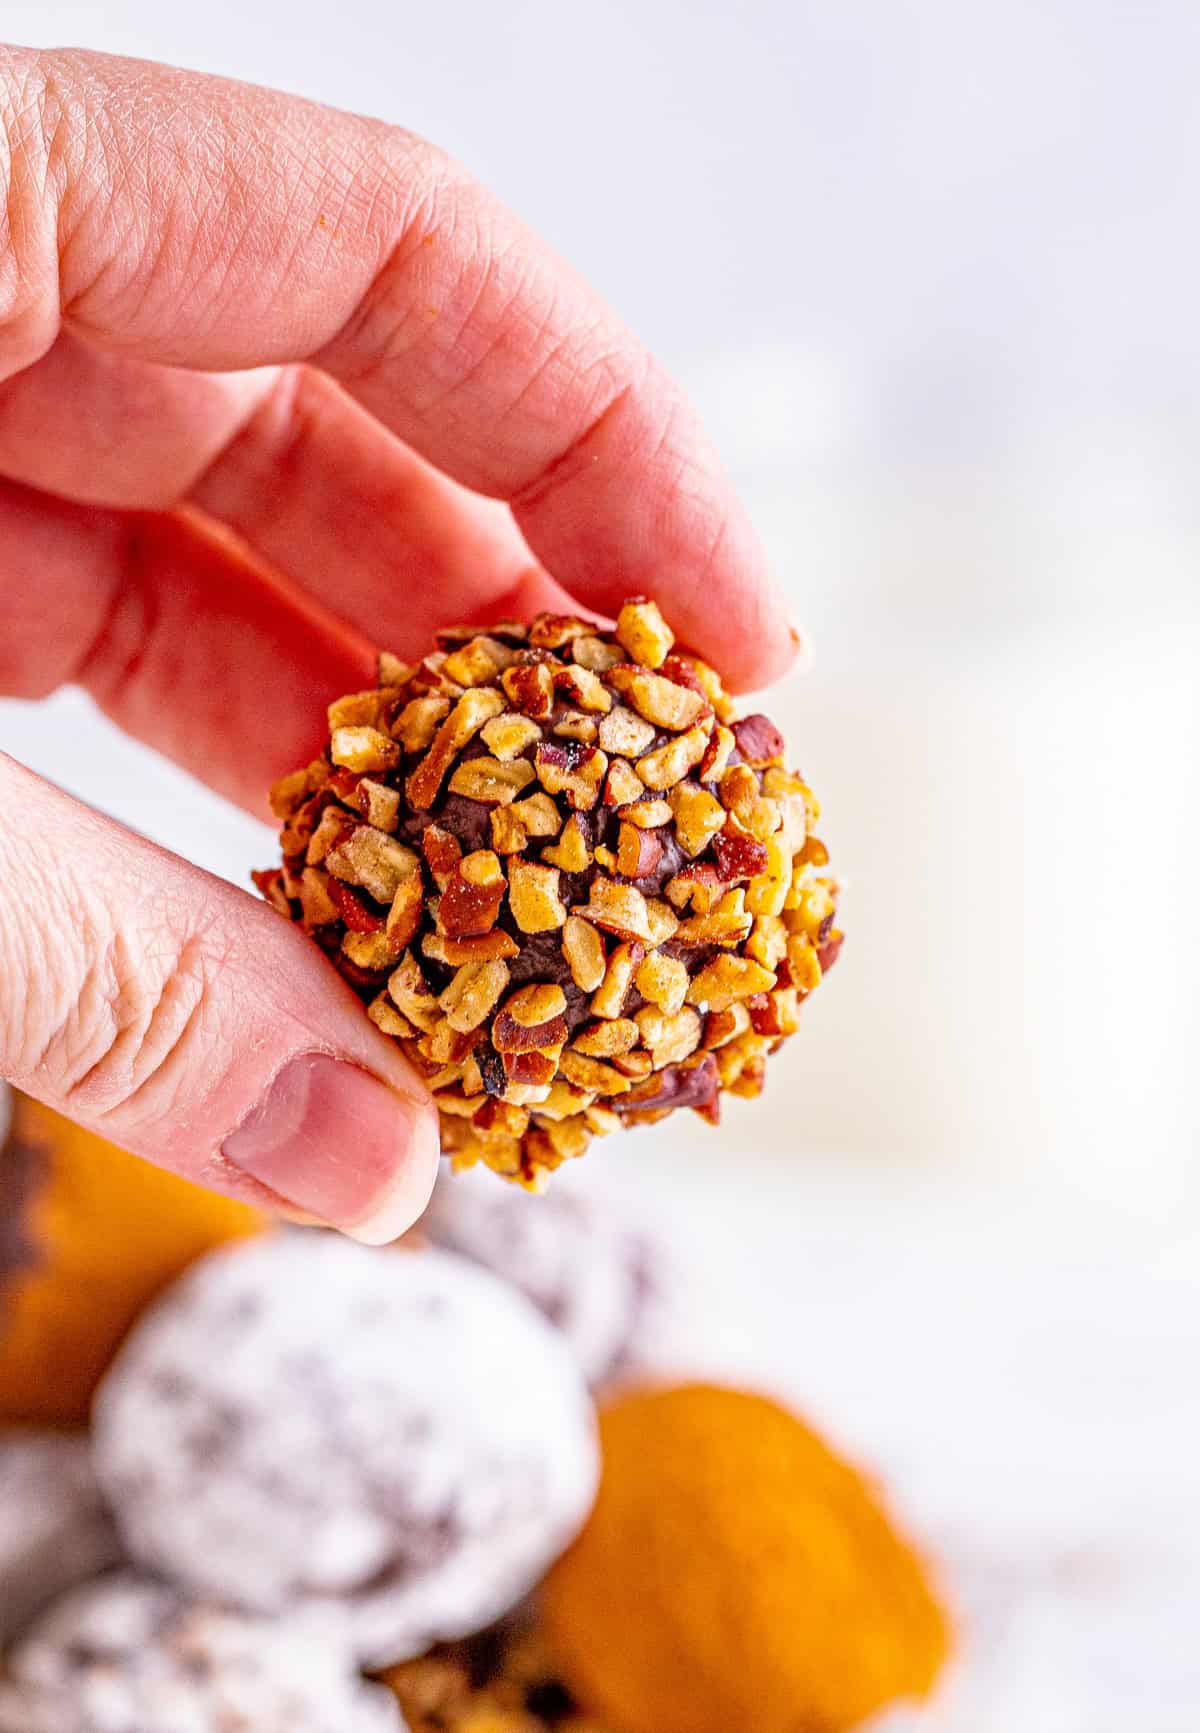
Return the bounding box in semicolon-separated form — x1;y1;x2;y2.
92;1234;598;1665
0;1431;117;1647
0;1573;403;1733
424;1164;686;1388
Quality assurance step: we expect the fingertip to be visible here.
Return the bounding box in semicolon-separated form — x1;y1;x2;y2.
220;1052;440;1245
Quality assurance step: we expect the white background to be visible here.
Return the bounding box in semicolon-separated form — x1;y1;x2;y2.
1;5;1199;1724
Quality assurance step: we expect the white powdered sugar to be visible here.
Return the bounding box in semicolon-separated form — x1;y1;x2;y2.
424;1163;688;1388
92;1234;598;1665
0;1573;404;1733
0;1432;118;1647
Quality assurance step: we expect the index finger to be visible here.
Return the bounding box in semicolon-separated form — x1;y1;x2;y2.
0;45;796;689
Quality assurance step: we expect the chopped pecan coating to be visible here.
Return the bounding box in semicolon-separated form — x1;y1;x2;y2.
257;596;839;1184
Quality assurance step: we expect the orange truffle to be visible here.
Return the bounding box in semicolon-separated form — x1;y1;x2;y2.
0;1093;263;1425
542;1384;950;1733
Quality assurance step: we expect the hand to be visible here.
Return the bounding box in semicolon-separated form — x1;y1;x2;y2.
0;46;798;1240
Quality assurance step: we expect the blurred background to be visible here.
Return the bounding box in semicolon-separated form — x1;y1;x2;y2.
1;3;1198;1724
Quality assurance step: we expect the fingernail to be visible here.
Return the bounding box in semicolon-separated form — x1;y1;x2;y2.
223;1053;437;1245
788;617;816;673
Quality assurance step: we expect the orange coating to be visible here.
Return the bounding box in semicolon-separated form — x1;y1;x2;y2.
542;1384;950;1733
0;1095;264;1425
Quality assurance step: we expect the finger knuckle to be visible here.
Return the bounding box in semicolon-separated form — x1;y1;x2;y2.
39;913;222;1131
0;48;66;364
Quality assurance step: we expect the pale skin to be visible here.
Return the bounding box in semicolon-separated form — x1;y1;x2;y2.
0;46;799;1241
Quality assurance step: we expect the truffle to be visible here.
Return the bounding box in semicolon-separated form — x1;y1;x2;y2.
0;1574;403;1733
0;1431;118;1649
423;1163;687;1389
256;597;842;1187
542;1384;950;1733
0;1093;263;1425
380;1615;609;1732
92;1233;598;1665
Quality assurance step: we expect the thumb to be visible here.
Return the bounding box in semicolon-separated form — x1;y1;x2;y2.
0;755;439;1242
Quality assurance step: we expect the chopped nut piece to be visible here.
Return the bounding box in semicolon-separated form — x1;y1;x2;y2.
367;995;415;1039
635;950;690;1014
441;635;518;687
506;982;569;1027
438;863;505;938
439;959;510;1032
615;595;674;668
635;1005;703;1067
719;764;760;821
785;933;824;993
746;912;789;970
609;665;707;731
552;711;599;744
584;1102;622;1135
712;822;770;884
326;828;420;905
669;782;727;856
448;755;537;805
674;886;754;948
612;1048;655;1080
394;693;451;752
297;867;339;927
376;650;414;686
555;663;614;712
534;741;607;810
541;813;592;874
459;849;504;886
562;915;607;993
494;998;567;1052
699;722;736;781
425;929;520;965
746;835;791;916
616;822;665;879
422;1017;478;1067
598;704;657;757
385;874;424;949
472;1098;531;1138
686;954;777;1010
330;725;400;775
501;659;556;719
328;690;387;731
534;1080;597;1121
525;1116;592;1166
406;688;506;809
508;858;567;932
489;805;528;855
529;611;595;649
573;1018;639;1057
388;951;441;1031
665;861;724;913
732;712;786;766
422;825;462;889
572;877;653;944
618;797;673;830
341;929;401;971
572;633;625;674
702;1002;751;1049
636;724;711;791
603;757;645;807
357;778;400;833
559;1051;634;1096
510;792;563;837
594;844;617;871
268;764;317;821
501;1080;554;1107
644;897;680;945
481;713;543;761
590;940;645;1019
